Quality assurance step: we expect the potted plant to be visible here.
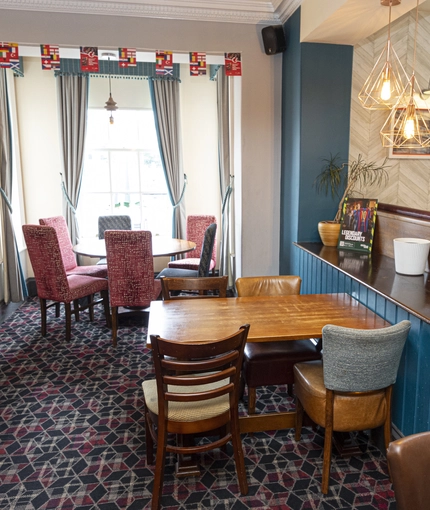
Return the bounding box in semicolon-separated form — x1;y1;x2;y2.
315;153;389;246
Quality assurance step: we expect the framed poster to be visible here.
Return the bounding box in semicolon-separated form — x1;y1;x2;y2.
389;108;430;159
337;198;378;253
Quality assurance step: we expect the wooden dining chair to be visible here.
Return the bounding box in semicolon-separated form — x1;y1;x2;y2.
167;214;217;274
236;275;322;414
160;275;228;300
104;230;162;347
39;216;107;278
142;324;250;510
22;224;110;342
294;320;411;494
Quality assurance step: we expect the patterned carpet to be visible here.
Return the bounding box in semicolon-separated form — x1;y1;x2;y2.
0;298;397;510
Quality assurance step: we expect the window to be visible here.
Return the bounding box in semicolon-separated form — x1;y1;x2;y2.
77;108;171;239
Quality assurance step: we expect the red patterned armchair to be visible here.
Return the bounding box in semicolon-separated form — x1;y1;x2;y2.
167;215;217;274
39;216;107;278
105;230;162;347
22;224;110;342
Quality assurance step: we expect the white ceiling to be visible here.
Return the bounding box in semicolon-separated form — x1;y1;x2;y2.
0;0;301;25
1;0;430;42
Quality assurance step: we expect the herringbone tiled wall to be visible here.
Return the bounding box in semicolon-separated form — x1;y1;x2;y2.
351;11;430;210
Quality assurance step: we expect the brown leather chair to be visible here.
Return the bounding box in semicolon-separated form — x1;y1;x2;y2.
294;320;411;494
142;324;250;510
387;431;430;510
235;275;322;414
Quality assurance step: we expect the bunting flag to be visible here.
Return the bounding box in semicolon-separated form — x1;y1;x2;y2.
0;43;20;71
40;45;60;70
224;52;242;76
190;52;206;76
80;46;99;72
155;51;173;77
118;47;136;68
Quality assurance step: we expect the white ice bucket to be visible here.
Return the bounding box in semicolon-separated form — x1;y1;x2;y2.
393;238;430;276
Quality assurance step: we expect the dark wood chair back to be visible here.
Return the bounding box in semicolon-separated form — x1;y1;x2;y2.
160;275;228;300
143;324;250;509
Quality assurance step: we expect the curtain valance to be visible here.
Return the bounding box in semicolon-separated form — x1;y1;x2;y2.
54;59;180;81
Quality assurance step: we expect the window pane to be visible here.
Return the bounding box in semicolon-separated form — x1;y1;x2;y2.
108;110;140;149
142;194;172;236
140;151;165;193
78;108;170;239
77;192;111;238
80;151;110;193
110;152;139;191
86;110;110;149
137;110;159;148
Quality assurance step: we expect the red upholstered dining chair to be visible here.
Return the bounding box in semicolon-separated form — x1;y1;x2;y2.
22;224;110;342
39;216;107;278
104;230;162;347
167;215;217;274
142;324;250;510
235;275;322;415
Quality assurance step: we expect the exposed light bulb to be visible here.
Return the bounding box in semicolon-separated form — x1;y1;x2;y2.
380;65;391;100
404;103;416;139
381;79;391;100
404;118;415;139
109;113;114;125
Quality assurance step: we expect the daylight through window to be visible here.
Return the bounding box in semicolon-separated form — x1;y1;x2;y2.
77;108;171;239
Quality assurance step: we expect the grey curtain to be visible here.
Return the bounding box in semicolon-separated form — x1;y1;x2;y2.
57;75;89;244
216;67;235;286
149;79;186;239
0;69;26;303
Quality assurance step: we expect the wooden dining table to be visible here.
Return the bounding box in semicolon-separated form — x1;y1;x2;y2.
148;292;389;434
73;236;196;258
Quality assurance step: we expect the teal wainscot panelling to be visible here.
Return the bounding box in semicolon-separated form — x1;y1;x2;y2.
295;244;430;437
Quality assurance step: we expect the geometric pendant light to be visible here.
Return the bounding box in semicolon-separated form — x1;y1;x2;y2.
380;0;430;148
358;0;408;110
103;52;118;125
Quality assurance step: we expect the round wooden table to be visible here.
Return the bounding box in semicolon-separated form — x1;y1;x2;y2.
73;237;196;258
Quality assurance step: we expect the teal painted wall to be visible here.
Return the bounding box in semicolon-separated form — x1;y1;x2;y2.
280;8;353;275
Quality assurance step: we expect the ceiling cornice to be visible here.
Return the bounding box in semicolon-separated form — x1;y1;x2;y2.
0;0;302;24
275;0;301;24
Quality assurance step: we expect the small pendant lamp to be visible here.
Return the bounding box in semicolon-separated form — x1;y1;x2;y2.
380;0;430;148
103;52;118;125
358;0;408;110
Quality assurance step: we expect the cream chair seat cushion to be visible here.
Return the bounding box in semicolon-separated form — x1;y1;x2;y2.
142;376;229;422
294;360;388;432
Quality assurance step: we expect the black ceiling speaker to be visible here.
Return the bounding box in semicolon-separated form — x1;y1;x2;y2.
262;25;287;55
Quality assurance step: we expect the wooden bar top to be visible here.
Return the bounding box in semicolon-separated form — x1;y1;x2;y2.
148;293;388;345
295;242;430;324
